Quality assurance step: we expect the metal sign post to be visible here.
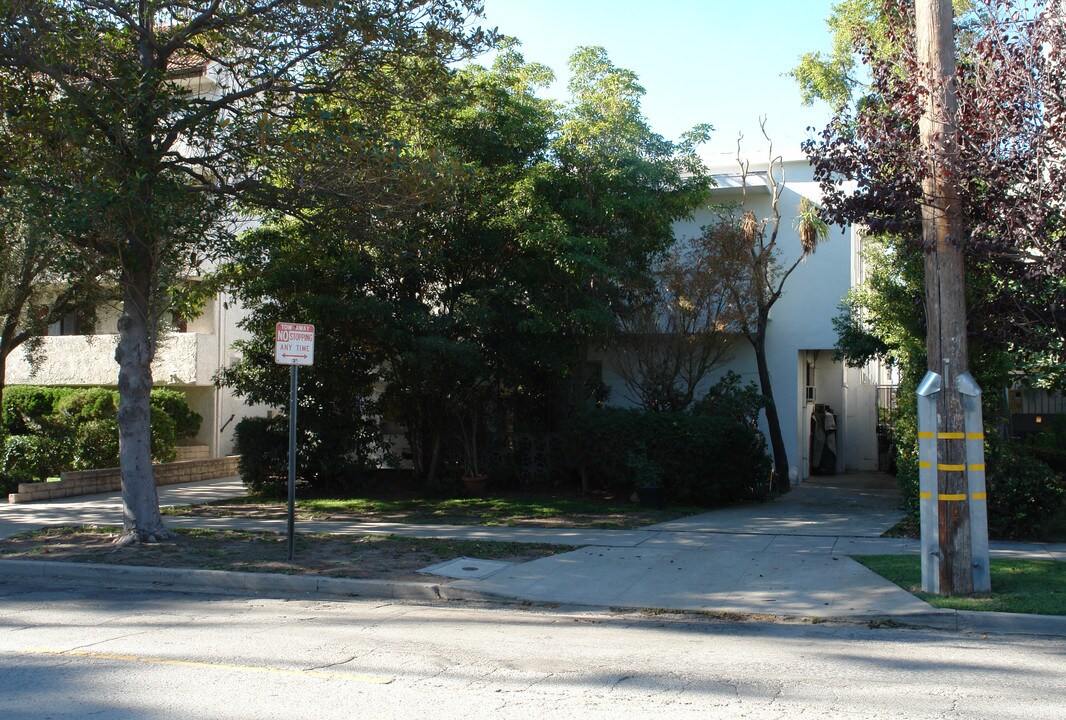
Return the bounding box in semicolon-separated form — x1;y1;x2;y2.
958;372;991;593
275;323;315;562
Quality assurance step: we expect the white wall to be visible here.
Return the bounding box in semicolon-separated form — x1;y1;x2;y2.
603;157;860;483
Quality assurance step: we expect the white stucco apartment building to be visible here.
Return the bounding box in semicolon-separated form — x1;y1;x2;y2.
4;288;267;459
599;154;890;483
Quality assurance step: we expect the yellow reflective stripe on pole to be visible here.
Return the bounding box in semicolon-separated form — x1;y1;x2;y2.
939;493;967;501
938;432;965;439
938;463;966;471
972;492;987;500
920;491;933;499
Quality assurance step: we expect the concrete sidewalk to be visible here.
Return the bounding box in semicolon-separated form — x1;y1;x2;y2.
1;474;1064;635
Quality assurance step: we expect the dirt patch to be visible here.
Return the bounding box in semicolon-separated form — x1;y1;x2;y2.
0;526;574;582
162;497;696;529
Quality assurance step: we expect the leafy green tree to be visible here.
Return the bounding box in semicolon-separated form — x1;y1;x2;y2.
0;193;110;412
0;68;112;414
0;0;490;542
791;0;974;109
218;44;713;489
806;0;1066;387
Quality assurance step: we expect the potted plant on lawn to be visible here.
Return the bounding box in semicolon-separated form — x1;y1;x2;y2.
627;443;665;509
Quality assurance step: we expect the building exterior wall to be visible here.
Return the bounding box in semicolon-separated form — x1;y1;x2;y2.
602;156;875;484
3;289;269;459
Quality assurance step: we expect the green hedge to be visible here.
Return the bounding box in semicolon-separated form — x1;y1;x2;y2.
233;415;290;497
984;436;1064;539
232;414;371;497
894;433;1064;541
0;385;200;491
1;386;67;435
562;408;771;506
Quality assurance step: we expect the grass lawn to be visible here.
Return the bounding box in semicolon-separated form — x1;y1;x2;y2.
856;555;1066;615
162;492;709;529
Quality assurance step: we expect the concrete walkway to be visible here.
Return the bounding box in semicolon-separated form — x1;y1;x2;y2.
2;474;1064;634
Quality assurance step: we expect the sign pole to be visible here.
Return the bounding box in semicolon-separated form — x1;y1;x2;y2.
274;321;314;564
287;363;298;562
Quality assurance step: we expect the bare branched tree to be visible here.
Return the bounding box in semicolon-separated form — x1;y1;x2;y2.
612;240;737;412
698;118;828;493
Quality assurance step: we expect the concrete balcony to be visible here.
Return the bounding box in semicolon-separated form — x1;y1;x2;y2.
5;333;221;387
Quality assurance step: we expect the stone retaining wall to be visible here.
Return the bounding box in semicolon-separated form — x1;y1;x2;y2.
173;445;211;462
7;456;240;504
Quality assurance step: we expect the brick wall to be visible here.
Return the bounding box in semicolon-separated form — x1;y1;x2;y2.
7;456;240;504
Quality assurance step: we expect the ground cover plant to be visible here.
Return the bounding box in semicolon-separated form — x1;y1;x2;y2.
856;555;1066;615
0;525;574;582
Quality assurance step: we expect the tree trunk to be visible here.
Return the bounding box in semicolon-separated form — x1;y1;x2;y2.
916;0;974;596
753;327;790;494
115;272;170;543
0;351;6;419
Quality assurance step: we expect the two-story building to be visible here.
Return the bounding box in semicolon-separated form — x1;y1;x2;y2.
598;153;892;484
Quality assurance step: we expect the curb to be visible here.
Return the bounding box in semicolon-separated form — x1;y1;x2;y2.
3;559;1065;637
0;559;493;604
842;610;1066;637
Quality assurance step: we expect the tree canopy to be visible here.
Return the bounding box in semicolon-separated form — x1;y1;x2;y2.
0;0;492;541
805;0;1066;387
218;44;714;488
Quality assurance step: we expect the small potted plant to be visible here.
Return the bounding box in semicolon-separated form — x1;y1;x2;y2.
627;443;664;509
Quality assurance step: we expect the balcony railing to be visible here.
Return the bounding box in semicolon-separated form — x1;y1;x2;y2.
4;333;220;387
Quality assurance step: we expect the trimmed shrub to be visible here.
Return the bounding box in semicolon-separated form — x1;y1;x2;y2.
56;387;118;423
563;408;771;506
985;436;1065;540
1;434;70;489
233;415;289;497
2;386;68;435
150;388;203;440
233;413;374;497
70;419;120;471
1;385;191;474
150;411;178;464
691;371;767;429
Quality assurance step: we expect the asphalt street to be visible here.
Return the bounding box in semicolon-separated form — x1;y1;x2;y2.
1;578;1063;720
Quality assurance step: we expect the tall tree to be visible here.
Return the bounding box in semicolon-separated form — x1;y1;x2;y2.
698;123;829;494
0;64;111;412
0;0;489;542
546;46;713;414
0;194;109;411
218;44;713;489
805;0;1066;385
791;0;974;110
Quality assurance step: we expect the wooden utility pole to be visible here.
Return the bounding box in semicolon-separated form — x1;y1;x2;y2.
914;0;973;595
